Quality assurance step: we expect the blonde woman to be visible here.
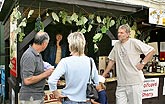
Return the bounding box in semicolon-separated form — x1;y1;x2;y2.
48;32;99;104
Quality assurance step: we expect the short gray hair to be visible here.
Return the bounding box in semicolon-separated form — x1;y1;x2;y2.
67;32;86;56
119;24;131;35
33;31;49;45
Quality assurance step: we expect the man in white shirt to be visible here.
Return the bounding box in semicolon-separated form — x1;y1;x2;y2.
103;24;155;104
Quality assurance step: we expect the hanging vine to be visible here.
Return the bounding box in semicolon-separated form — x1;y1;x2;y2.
35;3;44;32
11;4;144;53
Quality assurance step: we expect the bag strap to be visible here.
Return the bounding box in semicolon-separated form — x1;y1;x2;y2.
88;58;95;84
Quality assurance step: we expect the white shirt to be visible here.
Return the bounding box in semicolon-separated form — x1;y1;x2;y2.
109;38;154;86
48;56;99;102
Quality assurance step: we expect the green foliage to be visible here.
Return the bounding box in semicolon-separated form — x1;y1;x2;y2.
19;18;27;27
35;17;44;32
59;11;68;24
11;6;144;52
28;10;34;19
11;5;21;24
18;32;25;42
96;16;102;23
11;6;34;42
93;33;103;43
87;25;93;32
76;16;88;26
70;13;78;22
52;12;59;22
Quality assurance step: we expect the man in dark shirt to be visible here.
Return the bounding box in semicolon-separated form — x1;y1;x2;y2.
19;31;54;104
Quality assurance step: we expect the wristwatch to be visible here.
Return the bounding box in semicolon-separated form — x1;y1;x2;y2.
141;60;146;65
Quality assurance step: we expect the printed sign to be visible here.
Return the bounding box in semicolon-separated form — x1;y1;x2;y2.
142;78;159;99
44;90;62;104
163;78;165;95
149;8;165;26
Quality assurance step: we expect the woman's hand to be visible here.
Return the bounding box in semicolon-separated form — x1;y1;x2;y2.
52;90;66;101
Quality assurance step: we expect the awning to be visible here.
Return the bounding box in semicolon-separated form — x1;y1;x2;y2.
104;0;165;10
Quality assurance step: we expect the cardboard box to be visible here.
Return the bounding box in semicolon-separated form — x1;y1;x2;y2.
98;56;108;74
44;90;62;104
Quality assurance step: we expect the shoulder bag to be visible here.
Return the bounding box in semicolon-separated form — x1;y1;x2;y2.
86;58;99;100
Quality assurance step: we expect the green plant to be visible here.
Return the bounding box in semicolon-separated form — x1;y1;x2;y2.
12;6;143;52
11;6;34;42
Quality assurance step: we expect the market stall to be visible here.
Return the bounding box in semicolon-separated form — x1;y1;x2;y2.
1;0;165;104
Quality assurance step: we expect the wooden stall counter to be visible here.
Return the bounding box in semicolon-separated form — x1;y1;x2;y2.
144;72;165;77
105;73;165;104
105;77;117;104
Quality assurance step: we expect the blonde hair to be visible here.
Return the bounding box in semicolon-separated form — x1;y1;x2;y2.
67;32;86;56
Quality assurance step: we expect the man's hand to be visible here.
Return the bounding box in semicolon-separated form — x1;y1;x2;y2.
44;68;54;78
136;63;145;70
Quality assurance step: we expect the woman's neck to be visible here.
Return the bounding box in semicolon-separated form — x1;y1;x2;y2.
70;52;85;56
56;41;61;47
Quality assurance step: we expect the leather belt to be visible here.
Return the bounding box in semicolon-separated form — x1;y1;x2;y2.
63;97;91;103
63;97;70;101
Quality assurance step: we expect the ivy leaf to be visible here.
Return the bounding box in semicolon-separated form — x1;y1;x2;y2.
46;13;49;16
19;18;27;27
101;26;107;33
97;16;102;23
93;33;103;43
76;20;83;26
87;24;93;32
59;11;67;24
88;14;95;24
102;18;106;25
80;28;86;33
66;16;72;24
18;32;25;42
131;22;137;30
76;16;88;26
27;10;34;18
70;13;78;22
15;10;22;20
81;16;88;25
89;14;95;20
62;17;66;24
52;12;59;22
110;20;115;27
145;36;150;43
121;19;127;24
137;30;141;35
94;44;99;53
14;28;21;35
116;19;120;29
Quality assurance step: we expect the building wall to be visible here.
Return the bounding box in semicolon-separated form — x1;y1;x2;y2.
0;22;5;65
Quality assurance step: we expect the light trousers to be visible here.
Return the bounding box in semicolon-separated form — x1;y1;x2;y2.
116;84;143;104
